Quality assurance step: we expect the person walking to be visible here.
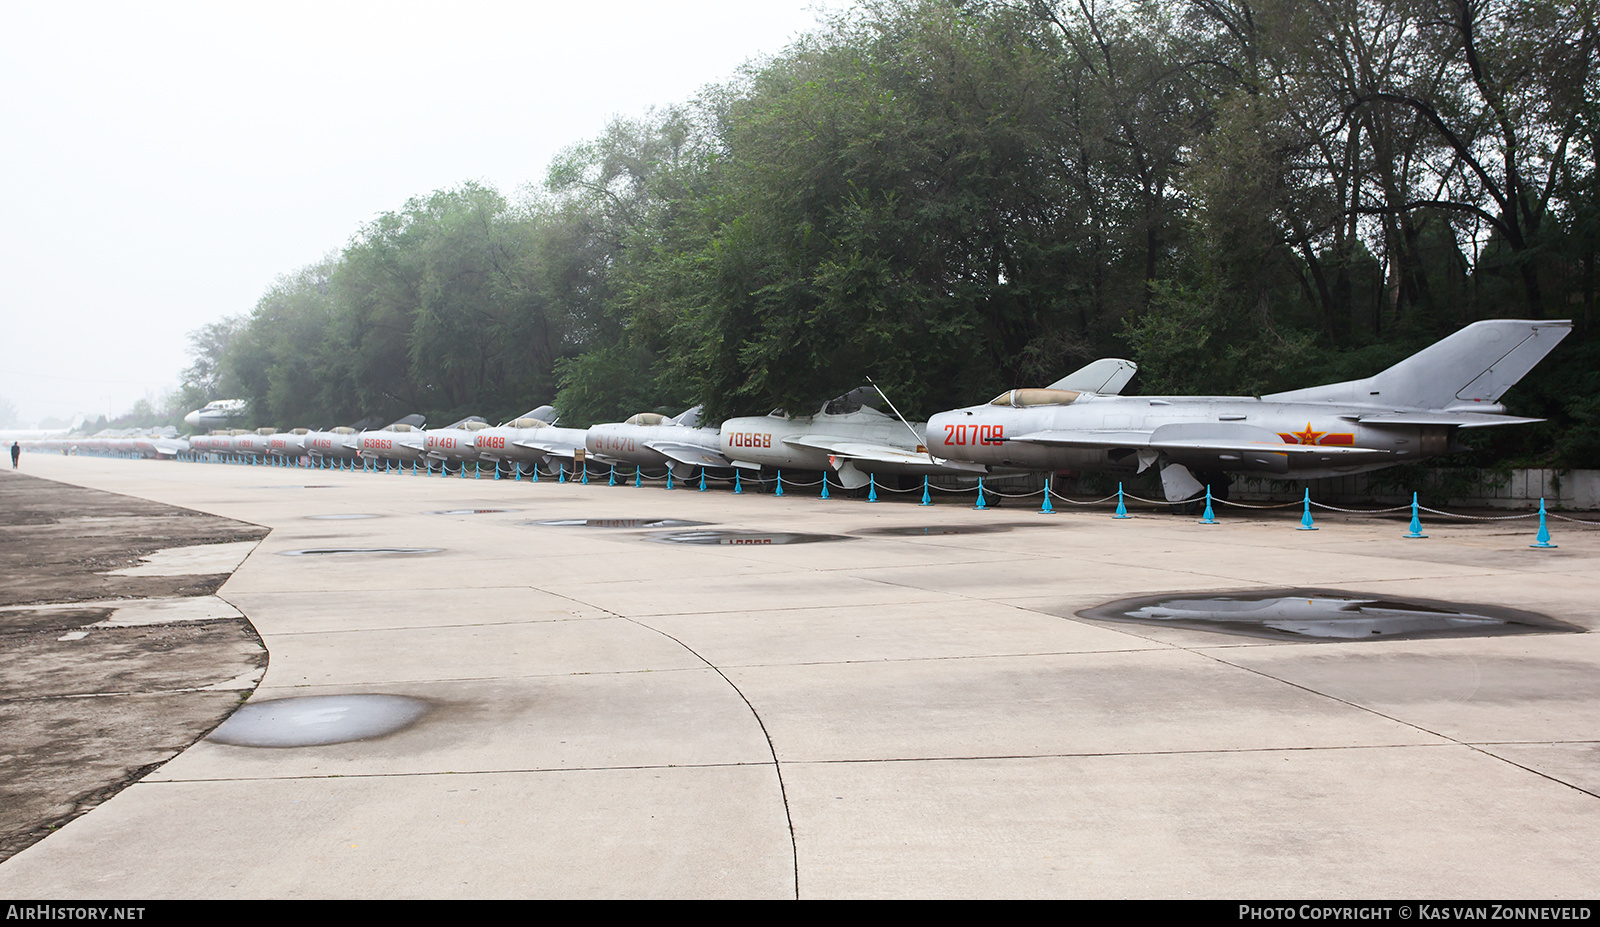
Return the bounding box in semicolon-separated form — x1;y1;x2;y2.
10;441;19;469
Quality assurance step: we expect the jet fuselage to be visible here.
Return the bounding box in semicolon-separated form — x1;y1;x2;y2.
927;394;1442;480
587;414;727;478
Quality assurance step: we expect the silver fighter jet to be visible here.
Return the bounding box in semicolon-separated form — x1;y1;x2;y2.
715;362;1138;490
586;407;732;480
926;319;1571;503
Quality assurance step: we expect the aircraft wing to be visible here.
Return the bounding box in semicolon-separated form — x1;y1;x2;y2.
783;435;988;472
1151;436;1381;456
512;439;565;456
1008;426;1383;456
513;441;622;466
643;441;733;469
1007;430;1154;449
1354;412;1545;428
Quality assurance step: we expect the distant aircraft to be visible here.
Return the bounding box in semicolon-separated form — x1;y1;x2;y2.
266;428;312;459
470;406;561;474
302;423;363;462
231;427;280;459
422;416;491;471
586;406;733;480
183;399;248;430
354;414;428;465
470;407;605;476
715;359;1141;490
926;319;1571;504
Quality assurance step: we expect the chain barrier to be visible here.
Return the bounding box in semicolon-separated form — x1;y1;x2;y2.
121;450;1600;529
1416;506;1538;522
1308;502;1412;514
1045;489;1122;506
1212;497;1301;510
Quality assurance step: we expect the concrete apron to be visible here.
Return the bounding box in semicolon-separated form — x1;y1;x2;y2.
1;454;1598;898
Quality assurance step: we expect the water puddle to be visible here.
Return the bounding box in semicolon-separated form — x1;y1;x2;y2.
307;513;379;520
208;694;431;747
429;509;518;515
646;529;850;546
856;523;1030;537
525;518;707;529
277;547;440;556
106;541;259;576
1077;589;1581;641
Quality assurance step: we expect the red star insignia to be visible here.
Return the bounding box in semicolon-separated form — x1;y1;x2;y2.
1291;423;1325;445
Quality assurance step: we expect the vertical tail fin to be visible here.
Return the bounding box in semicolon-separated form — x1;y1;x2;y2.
1263;320;1571;410
1047;358;1139;394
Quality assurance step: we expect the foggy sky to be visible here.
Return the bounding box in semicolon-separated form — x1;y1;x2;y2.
0;0;833;425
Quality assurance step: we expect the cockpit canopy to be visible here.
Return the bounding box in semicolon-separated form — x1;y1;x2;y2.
463;421;490;431
989;388;1082;407
823;386;885;415
511;418;550;429
624;412;670;426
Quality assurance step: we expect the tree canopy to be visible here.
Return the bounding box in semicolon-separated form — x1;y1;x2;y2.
185;0;1595;467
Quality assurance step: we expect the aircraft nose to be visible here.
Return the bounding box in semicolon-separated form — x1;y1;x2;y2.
183;411;200;427
925;412;955;456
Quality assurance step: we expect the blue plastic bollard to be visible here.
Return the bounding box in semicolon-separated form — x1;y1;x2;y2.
581;463;589;485
1531;498;1557;548
558;464;566;483
1040;478;1054;514
974;478;986;510
1404;493;1427;538
1298;489;1318;530
734;471;743;494
1199;487;1217;525
820;472;829;500
609;465;616;487
634;466;642;488
698;470;706;492
1114;483;1130;518
920;476;931;506
774;471;783;496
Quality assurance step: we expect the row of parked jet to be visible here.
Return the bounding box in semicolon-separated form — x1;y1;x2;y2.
41;319;1574;503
